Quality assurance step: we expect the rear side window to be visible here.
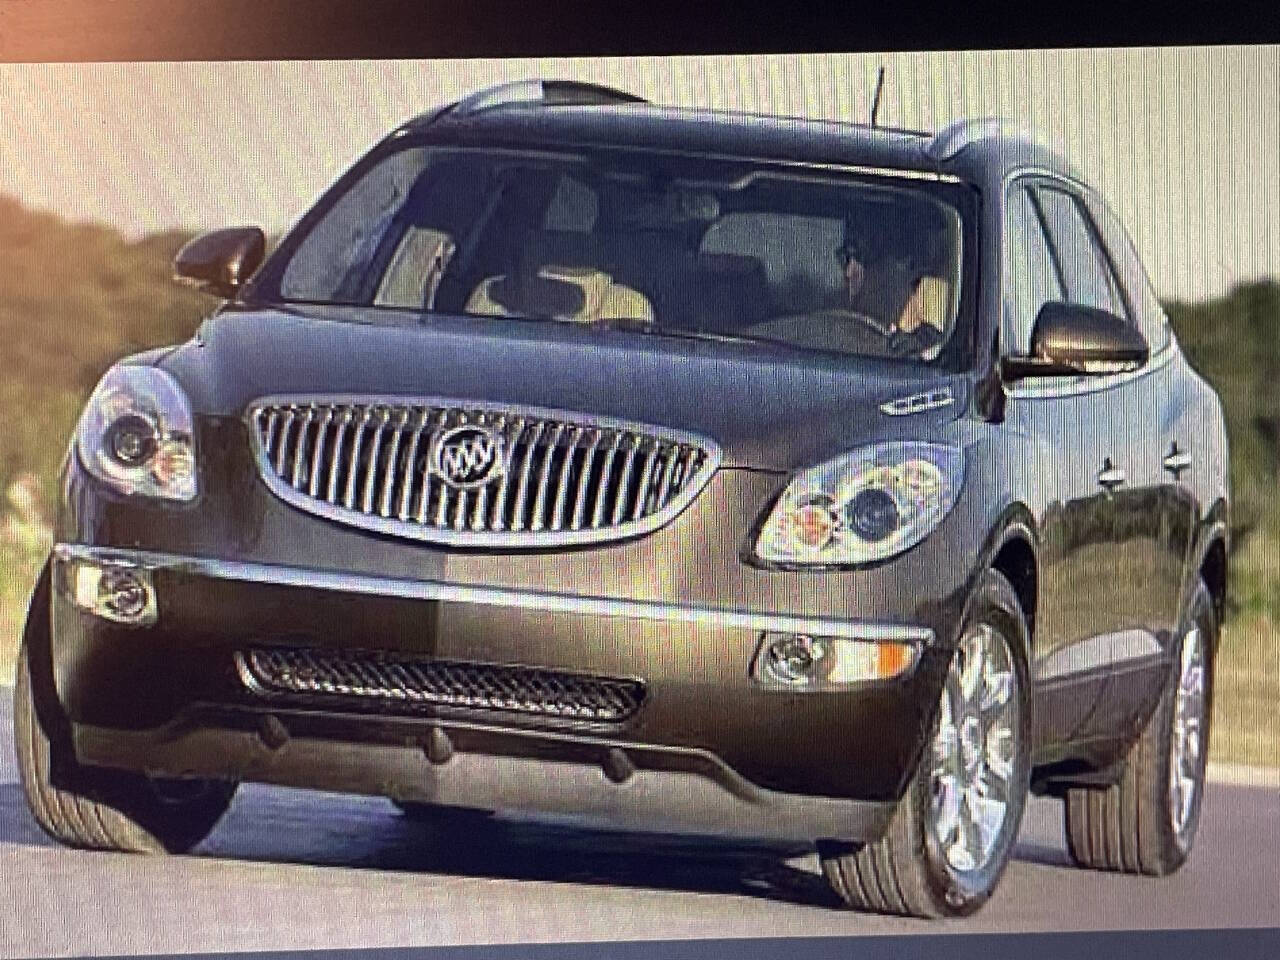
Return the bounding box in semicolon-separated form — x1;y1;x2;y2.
1035;187;1126;318
1004;186;1064;355
1085;197;1171;354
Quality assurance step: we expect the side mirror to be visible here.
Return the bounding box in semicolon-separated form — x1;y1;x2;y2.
173;227;266;299
1002;301;1148;380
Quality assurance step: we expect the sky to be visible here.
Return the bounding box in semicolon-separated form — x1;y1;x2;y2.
1;48;1277;303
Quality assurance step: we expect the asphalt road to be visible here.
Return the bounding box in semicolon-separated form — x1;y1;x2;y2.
1;687;1276;958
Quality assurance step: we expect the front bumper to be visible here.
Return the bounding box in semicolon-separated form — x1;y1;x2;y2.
49;542;946;844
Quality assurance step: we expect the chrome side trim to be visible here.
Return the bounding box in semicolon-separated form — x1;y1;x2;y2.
1034;629;1164;682
53;543;935;644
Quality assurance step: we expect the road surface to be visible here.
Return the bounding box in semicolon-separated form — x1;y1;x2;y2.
1;687;1276;957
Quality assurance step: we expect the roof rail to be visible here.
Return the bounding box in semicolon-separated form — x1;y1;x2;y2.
925;117;1040;162
448;79;647;118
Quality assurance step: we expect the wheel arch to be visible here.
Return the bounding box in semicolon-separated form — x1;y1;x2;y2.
974;505;1039;659
1194;521;1228;637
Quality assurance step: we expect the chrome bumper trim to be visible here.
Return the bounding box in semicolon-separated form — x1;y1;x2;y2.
53;543;935;644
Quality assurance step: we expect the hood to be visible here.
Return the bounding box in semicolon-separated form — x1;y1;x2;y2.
161;305;969;472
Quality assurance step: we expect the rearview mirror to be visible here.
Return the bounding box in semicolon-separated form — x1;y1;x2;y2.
173;227;266;299
1002;301;1148;380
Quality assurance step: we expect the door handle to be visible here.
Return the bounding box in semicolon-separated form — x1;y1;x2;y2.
1163;445;1193;478
1097;459;1126;490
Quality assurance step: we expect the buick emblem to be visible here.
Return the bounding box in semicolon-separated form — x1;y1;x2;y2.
430;424;505;490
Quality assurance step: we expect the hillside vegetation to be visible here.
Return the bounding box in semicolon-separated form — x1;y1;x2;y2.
0;196;1275;765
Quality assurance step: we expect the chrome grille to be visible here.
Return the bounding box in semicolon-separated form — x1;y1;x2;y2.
247;398;718;546
236;647;645;722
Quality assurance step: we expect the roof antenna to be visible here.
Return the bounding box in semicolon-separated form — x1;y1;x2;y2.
870;65;886;127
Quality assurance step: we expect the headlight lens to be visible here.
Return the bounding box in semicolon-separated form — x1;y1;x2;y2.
75;365;197;501
755;442;964;565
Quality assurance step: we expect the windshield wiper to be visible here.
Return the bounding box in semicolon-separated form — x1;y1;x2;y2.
593;316;760;345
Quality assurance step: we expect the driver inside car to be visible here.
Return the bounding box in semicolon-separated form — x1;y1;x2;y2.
838;216;949;360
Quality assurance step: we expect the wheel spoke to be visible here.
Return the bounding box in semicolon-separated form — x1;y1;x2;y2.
949;821;978;873
984;735;1014;790
959;631;984;702
933;725;958;771
980;668;1013;715
933;773;963;841
933;694;958;772
968;788;1007;860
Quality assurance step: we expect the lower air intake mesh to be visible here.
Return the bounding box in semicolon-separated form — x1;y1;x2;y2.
236;646;645;722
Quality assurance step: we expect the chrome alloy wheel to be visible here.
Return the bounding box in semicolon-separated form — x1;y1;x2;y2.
928;623;1020;875
1169;625;1207;850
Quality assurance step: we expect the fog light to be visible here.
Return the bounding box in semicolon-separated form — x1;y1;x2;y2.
71;562;157;625
760;634;829;685
753;632;918;687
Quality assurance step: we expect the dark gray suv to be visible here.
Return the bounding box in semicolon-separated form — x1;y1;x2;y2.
14;80;1229;917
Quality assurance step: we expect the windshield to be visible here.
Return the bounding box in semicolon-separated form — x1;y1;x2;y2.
258;145;972;365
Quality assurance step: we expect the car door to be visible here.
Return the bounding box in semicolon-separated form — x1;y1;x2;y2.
1078;195;1196;735
1086;195;1196;638
1029;183;1172;743
1001;180;1127;749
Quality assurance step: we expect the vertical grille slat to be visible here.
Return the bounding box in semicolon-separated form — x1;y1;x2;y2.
290;407;314;489
452;489;469;531
550;426;583;532
631;446;661;520
653;446;680;510
308;407;334;498
435;476;452;527
378;409;411;518
342;408;372;510
530;423;565;532
489;418;523;531
570;429;603;531
275;408;297;476
361;409;391;514
510;421;547;532
397;410;430;521
250;401;716;543
325;409;350;506
592;433;624;529
263;410;280;461
611;440;640;526
678;447;701;497
326;409;352;504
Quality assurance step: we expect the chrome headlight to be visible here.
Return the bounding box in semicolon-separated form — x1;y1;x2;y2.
75;365;197;501
755;442;964;565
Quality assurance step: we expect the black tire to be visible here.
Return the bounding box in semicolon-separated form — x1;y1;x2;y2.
13;563;236;854
1064;577;1216;875
819;569;1033;918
